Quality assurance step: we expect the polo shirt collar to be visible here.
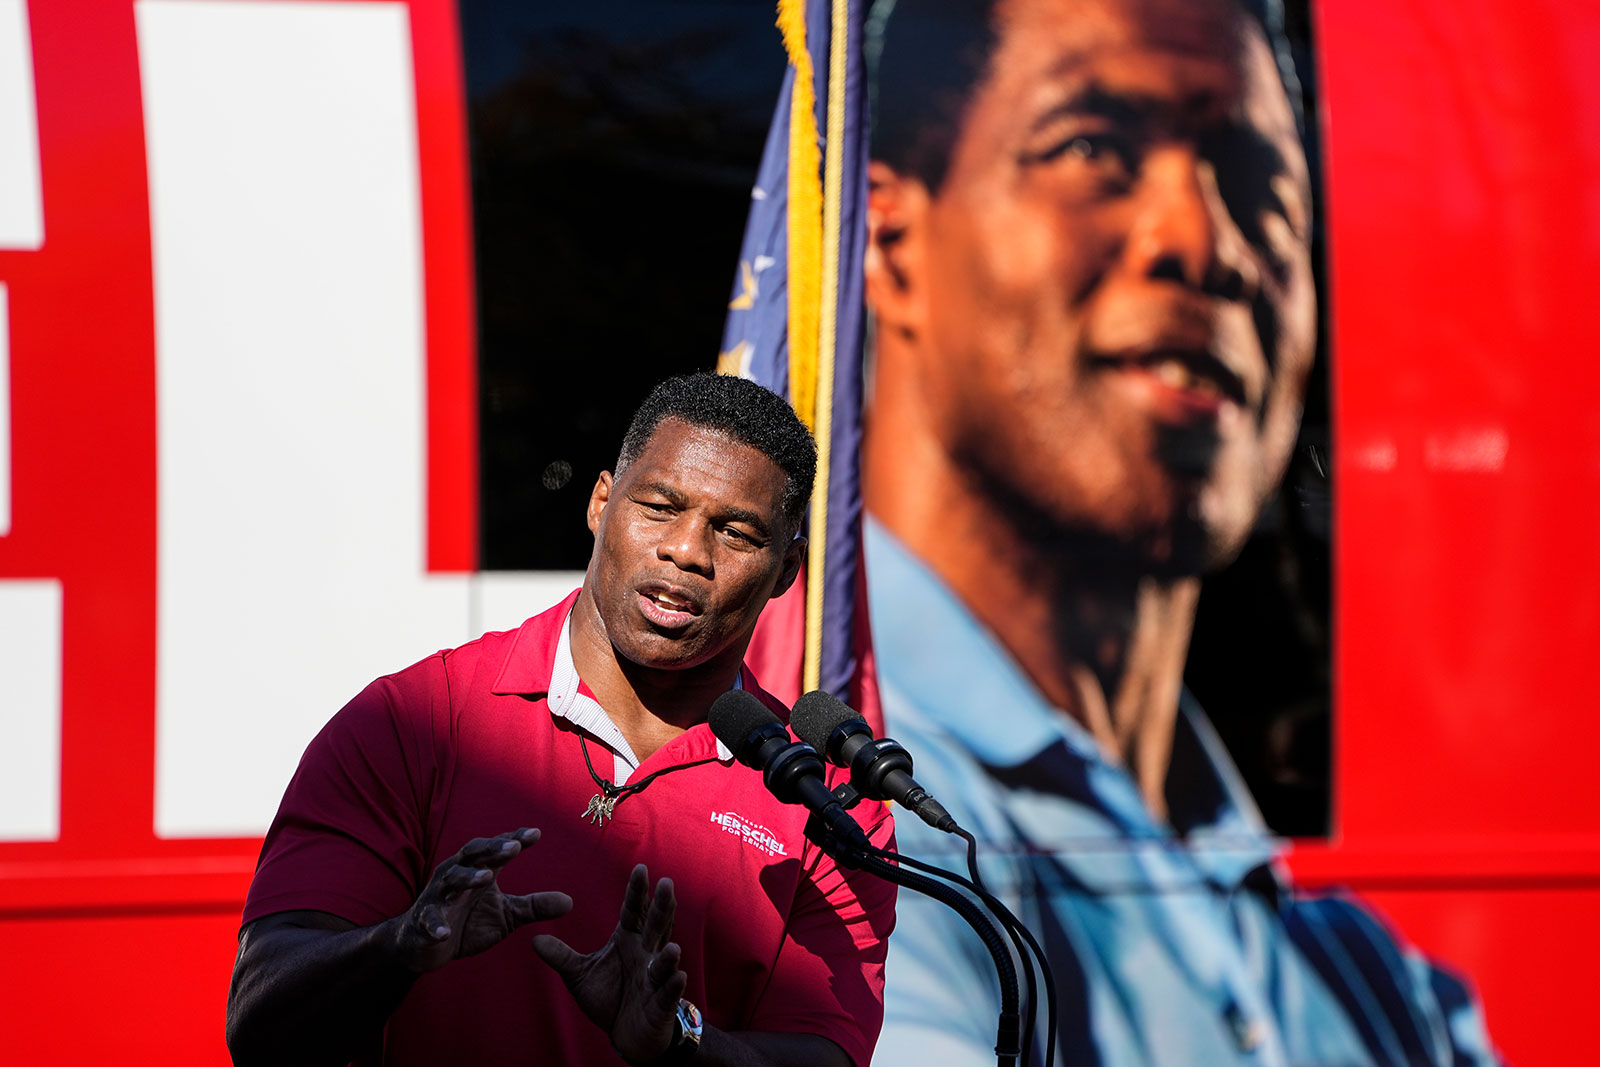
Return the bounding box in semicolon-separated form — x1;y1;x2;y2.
864;518;1087;767
864;516;1280;886
489;589;736;765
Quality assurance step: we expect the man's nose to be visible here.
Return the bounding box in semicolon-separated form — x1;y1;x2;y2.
657;517;714;576
1126;148;1258;302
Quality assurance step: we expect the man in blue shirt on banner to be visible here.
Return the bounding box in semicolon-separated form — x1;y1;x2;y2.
853;0;1500;1062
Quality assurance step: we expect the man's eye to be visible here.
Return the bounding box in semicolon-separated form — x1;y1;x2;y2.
1066;135;1104;159
720;525;762;547
1025;131;1136;182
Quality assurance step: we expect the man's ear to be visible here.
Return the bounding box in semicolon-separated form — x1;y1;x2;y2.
586;471;614;534
771;535;806;600
865;160;932;339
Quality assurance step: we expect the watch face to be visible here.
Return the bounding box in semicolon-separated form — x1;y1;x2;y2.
679;999;703;1043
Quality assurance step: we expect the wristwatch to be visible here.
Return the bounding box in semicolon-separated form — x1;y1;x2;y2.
658;998;703;1064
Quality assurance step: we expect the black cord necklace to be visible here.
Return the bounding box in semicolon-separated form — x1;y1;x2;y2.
578;733;717;826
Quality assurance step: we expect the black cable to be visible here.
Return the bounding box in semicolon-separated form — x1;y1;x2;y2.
952;828;1056;1067
809;822;1023;1066
878;834;1039;1067
869;817;1057;1067
848;848;1024;1067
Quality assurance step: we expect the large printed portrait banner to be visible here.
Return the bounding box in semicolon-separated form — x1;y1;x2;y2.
854;0;1330;839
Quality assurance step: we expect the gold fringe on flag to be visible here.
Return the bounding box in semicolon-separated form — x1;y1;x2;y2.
802;0;851;694
775;0;850;693
776;0;822;432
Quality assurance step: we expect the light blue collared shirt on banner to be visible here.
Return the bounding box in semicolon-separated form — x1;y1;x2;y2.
865;518;1498;1067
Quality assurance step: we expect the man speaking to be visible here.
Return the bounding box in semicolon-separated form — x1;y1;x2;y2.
225;374;895;1066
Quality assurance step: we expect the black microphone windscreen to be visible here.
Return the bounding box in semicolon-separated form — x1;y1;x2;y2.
709;689;780;756
790;690;866;750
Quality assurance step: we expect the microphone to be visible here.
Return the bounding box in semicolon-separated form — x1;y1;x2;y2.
790;690;959;834
718;694;1029;1064
708;691;874;852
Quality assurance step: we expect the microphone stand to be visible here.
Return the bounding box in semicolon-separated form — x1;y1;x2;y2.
804;806;1023;1067
892;841;1057;1067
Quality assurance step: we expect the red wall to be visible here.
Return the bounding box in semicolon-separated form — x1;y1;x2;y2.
1285;0;1600;1057
3;0;1598;1062
0;0;473;1060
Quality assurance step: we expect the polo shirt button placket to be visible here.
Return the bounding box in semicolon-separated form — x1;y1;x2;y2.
1222;999;1268;1056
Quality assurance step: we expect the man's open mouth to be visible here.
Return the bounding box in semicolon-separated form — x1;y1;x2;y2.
637;584;703;627
1114;348;1249;409
645;589;695;612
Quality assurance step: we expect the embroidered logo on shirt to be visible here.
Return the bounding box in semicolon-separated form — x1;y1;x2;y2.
710;811;787;857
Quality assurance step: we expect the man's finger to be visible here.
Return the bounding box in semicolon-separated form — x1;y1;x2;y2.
646;942;682;989
618;863;650;934
640;876;676;951
655;969;688;1013
455;828;539;869
414;901;451;942
438;864;493;901
505;891;574;929
531;933;585;981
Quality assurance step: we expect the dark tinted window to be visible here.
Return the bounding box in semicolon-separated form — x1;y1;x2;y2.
460;0;784;570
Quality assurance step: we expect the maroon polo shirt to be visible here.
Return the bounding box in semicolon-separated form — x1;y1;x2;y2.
244;590;897;1067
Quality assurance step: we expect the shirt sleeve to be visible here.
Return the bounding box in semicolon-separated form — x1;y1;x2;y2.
1285;893;1504;1067
241;663;446;928
1419;955;1502;1067
746;799;899;1067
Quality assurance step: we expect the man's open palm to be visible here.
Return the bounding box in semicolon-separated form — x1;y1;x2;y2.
534;864;688;1064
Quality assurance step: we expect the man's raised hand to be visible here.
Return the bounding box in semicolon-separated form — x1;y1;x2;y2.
395;827;573;974
532;864;688;1064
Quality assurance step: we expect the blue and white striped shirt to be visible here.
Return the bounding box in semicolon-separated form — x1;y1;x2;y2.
866;518;1498;1067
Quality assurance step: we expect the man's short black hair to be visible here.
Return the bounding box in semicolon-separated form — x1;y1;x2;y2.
617;373;817;536
867;0;1299;195
867;0;999;194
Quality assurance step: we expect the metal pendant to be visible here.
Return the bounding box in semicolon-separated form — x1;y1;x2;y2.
581;792;617;826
